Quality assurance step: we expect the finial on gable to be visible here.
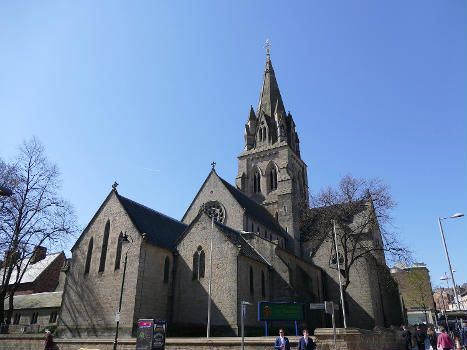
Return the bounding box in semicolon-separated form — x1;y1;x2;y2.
112;181;119;191
211;161;216;171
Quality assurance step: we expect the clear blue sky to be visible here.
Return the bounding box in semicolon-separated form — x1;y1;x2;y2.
1;1;465;288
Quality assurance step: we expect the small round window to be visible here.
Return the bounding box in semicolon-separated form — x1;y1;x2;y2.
203;201;225;223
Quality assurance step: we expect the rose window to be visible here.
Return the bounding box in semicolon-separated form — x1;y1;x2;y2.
203;201;225;223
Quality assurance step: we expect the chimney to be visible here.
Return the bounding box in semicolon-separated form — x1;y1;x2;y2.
31;246;47;264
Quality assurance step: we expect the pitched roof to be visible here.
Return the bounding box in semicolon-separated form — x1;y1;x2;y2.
214;221;269;265
117;194;187;250
4;291;62;310
0;253;63;286
218;176;286;237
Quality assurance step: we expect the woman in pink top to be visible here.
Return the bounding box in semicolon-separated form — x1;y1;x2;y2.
437;327;455;350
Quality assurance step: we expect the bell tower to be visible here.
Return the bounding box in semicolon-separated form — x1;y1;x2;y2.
236;48;309;255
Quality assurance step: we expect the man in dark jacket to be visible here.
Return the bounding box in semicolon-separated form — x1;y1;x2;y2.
414;325;427;350
298;329;316;350
402;325;412;350
460;322;467;348
274;329;290;350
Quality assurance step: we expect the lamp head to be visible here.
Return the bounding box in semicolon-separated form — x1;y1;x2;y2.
451;213;464;218
121;233;130;244
440;276;448;281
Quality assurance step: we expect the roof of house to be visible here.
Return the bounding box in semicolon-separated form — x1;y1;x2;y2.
0;252;63;286
218;176;286;237
3;291;63;310
214;221;269;265
117;194;187;250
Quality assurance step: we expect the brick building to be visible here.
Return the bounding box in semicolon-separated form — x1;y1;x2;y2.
391;262;435;325
1;248;66;332
58;52;402;337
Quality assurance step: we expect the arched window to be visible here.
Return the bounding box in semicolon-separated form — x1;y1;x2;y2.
262;128;267;142
99;220;110;272
254;170;261;193
249;266;254;295
269;167;278;191
163;256;170;283
192;252;199;280
115;232;123;270
251;223;254;232
84;237;93;275
261;271;266;297
193;246;205;280
199;250;205;278
259;128;263;142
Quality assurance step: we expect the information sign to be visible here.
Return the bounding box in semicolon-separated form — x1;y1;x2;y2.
258;302;304;321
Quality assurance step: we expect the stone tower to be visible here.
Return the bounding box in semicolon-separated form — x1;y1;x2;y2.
236;52;308;254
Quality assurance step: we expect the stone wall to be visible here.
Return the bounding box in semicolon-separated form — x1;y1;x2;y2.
0;328;405;350
58;192;142;338
173;213;242;334
313;327;406;350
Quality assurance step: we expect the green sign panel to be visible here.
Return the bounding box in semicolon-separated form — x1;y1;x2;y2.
258;302;304;321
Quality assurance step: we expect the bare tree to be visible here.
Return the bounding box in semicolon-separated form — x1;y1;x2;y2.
0;137;77;326
300;174;411;302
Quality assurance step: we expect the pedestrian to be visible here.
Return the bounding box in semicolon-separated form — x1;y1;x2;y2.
274;329;290;350
460;322;467;349
427;327;437;350
298;329;316;350
437;326;455;350
44;329;54;350
402;325;413;350
415;324;427;350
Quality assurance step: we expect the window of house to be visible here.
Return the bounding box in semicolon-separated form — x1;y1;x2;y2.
261;271;266;297
249;266;254;295
163;256;170;284
84;237;93;275
193;246;205;280
115;232;123;270
49;311;58;323
99;220;110;272
30;312;38;324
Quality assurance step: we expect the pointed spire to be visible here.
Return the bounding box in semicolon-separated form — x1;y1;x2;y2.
248;105;256;121
257;53;285;119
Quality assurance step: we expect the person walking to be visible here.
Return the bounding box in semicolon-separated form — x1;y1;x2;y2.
298;329;316;350
437;326;455;350
44;330;54;350
402;325;413;350
427;327;438;350
274;329;290;350
460;323;467;349
415;325;427;350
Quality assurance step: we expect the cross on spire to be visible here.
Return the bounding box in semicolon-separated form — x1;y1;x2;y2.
211;161;216;170
264;38;271;55
112;181;119;191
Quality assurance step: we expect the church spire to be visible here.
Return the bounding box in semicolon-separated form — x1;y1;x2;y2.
257;50;285;119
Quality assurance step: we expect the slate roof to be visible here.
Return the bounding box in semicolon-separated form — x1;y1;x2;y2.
0;253;62;286
218;177;286;237
214;221;269;266
4;291;62;310
117;194;187;250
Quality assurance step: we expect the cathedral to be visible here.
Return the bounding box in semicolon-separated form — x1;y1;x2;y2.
58;52;402;338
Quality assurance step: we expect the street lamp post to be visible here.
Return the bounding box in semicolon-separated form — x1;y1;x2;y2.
240;301;252;350
206;206;221;338
438;213;463;311
333;220;347;328
113;233;132;350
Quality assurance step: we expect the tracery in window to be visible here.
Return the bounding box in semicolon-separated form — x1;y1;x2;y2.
203;201;225;223
254;170;261;193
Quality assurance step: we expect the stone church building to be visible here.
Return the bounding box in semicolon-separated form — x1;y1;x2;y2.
58;53;402;337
